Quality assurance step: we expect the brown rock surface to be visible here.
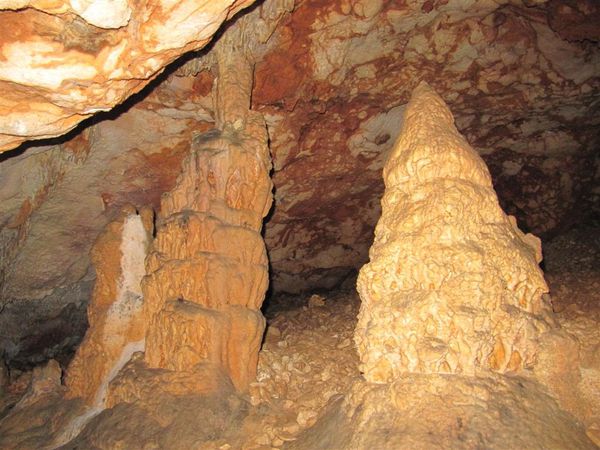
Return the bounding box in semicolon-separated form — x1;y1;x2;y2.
287;374;598;450
140;34;273;392
0;0;599;378
1;246;599;449
257;0;600;293
536;226;600;445
355;82;553;382
0;80;208;368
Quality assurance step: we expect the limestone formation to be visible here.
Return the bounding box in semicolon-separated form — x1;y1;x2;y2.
66;206;153;405
14;359;62;409
2;1;599;367
0;0;256;152
141;43;272;392
355;82;553;382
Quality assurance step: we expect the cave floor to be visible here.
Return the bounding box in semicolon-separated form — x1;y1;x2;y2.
241;225;600;449
0;227;599;449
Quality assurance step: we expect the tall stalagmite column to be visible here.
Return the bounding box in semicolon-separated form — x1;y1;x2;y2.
141;46;273;392
355;82;553;383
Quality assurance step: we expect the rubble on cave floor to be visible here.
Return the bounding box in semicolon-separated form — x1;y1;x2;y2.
239;227;600;449
231;290;361;449
545;225;600;315
229;224;600;448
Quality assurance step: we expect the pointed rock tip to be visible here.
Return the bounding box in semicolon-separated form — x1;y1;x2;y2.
406;81;455;126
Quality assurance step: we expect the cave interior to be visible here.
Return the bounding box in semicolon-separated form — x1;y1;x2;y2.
0;0;599;448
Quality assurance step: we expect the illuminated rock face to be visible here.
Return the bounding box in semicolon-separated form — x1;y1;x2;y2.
355;82;552;382
141;48;272;392
1;0;599;368
0;0;255;151
65;206;153;405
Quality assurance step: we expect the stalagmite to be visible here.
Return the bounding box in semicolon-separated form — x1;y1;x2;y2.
55;2;282;420
66;206;153;405
355;82;553;383
141;42;272;392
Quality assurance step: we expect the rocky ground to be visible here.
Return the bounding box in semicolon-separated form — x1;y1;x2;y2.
0;226;599;449
239;225;600;449
241;290;361;449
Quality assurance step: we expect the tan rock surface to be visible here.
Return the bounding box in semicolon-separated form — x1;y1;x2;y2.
65;207;153;405
537;227;600;446
0;83;208;368
140;26;273;392
1;243;599;449
287;374;598;450
355;82;553;382
0;0;255;152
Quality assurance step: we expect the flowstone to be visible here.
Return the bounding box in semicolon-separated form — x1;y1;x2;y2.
66;206;153;405
355;82;553;382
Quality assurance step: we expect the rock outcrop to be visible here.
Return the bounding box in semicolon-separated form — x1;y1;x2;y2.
1;0;599;371
0;0;256;151
288;374;598;450
65;206;153;405
355;82;553;382
258;0;600;293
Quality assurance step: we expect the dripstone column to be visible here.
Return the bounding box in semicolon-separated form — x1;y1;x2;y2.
142;48;272;391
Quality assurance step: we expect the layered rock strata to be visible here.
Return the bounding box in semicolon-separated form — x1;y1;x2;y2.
355;82;553;382
65;206;153;405
0;0;256;151
141;46;272;392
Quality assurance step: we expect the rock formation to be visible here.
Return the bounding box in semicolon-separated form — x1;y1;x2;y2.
0;0;257;151
287;373;598;450
2;0;599;368
355;82;553;382
65;206;153;405
0;1;599;448
63;46;271;411
139;41;272;391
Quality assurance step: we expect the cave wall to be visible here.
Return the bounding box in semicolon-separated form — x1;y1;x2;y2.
0;0;599;367
0;75;211;367
255;0;600;293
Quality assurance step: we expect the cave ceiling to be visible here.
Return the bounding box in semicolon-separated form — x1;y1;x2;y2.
0;0;599;366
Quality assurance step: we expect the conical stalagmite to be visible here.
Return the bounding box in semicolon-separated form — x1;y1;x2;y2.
355;82;553;383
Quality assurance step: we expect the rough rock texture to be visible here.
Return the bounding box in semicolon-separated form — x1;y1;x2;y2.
257;0;600;293
0;0;255;151
287;374;597;450
0;73;214;369
355;82;553;382
65;207;153;405
1;0;600;369
0;77;212;368
245;291;360;448
536;226;600;446
140;41;273;391
1;245;599;450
